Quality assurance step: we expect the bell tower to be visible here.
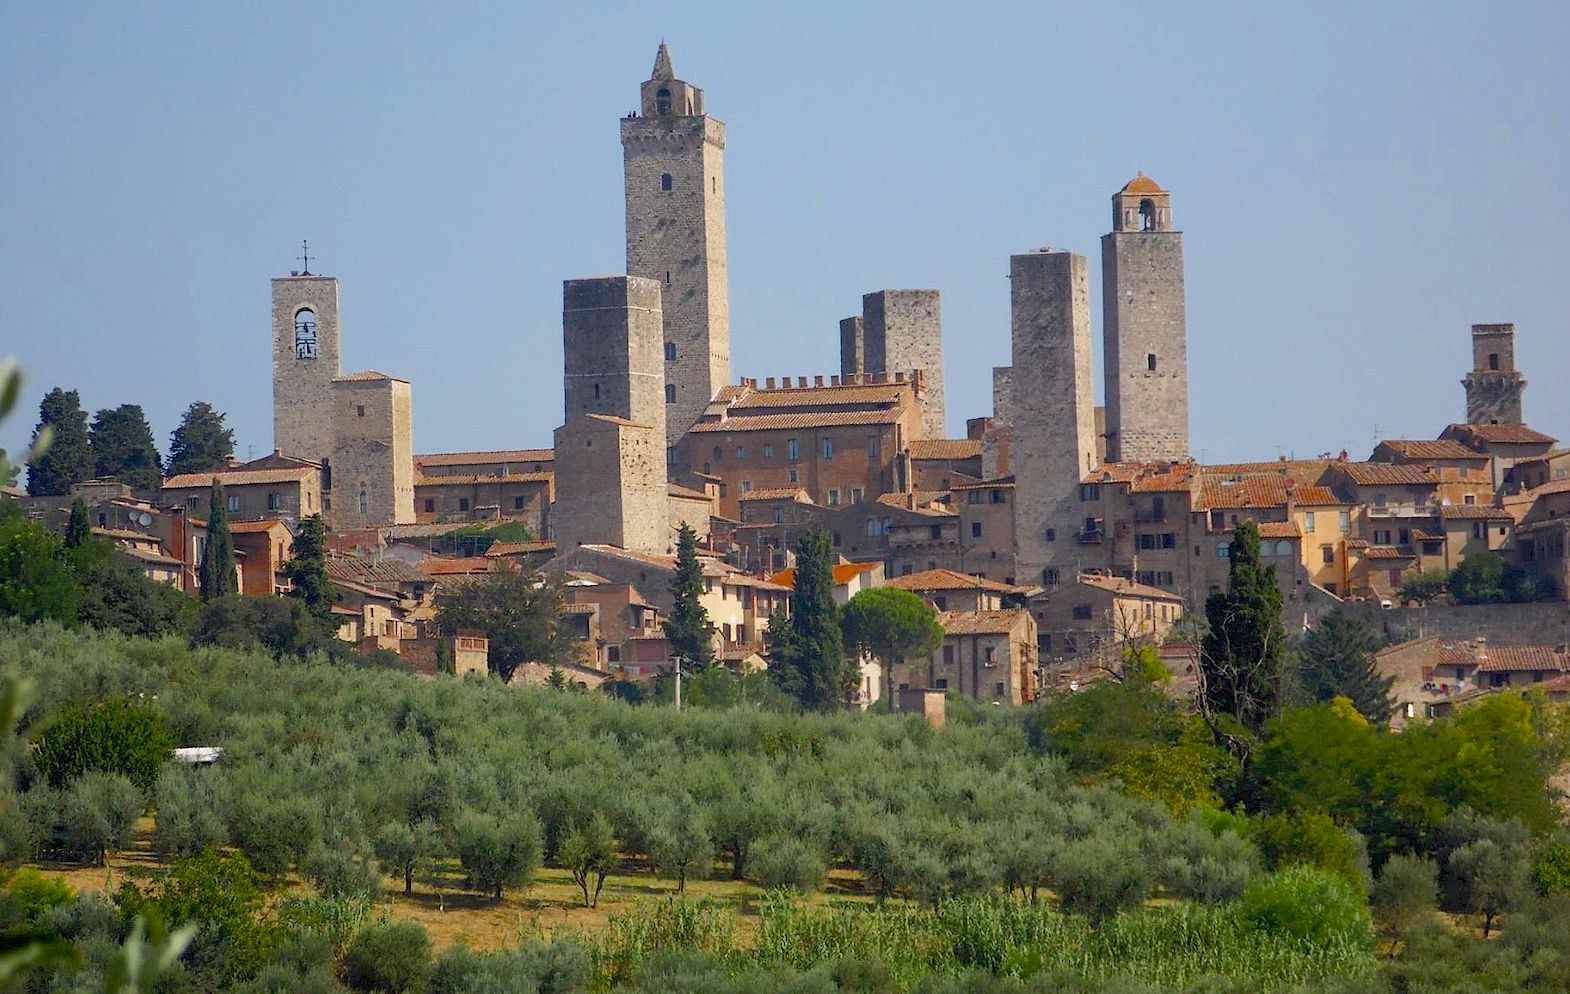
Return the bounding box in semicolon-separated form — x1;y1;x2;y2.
621;43;731;448
1102;173;1188;463
272;266;341;464
1463;323;1526;425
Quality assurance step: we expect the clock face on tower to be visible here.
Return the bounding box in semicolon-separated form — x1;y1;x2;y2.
294;310;318;360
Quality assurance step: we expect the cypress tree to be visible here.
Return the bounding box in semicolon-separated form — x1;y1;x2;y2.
664;522;716;668
768;529;850;710
198;480;237;602
89;404;164;491
1201;520;1287;738
64;498;93;550
283;513;336;624
27;388;94;496
167;401;236;475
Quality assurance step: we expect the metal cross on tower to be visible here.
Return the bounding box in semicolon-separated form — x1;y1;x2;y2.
298;240;312;276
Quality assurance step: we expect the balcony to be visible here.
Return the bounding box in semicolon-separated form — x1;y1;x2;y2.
1077;528;1105;544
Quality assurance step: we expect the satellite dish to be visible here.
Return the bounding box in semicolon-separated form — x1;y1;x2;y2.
139;512;153;526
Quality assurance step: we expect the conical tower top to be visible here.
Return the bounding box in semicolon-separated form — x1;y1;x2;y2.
652;42;674;80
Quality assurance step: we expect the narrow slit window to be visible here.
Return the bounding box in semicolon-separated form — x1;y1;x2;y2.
1147;353;1157;372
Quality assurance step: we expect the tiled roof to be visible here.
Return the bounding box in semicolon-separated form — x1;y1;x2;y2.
668;483;710;501
163;466;315;489
227;519;290;534
1537;673;1570;693
571;544;677;570
876;492;954;515
562;603;598;615
1376;439;1488;461
1199;475;1291;509
1257;522;1301;539
1294;485;1346;506
414;472;553;486
334;370;407;383
1082;462;1163;485
738;487;810;502
1410;528;1444;541
1119;173;1165;194
1130;468;1195;493
1447;423;1558;445
937;609;1031;636
907;439;983;460
416;449;553;467
768;562;880;588
1433;642;1570;674
1074;573;1184;600
485;541;556;557
1335;463;1437;487
688;410;902;433
720;382;910;410
1523;478;1570;498
950;476;1015;490
119;546;183;567
1362;546;1415;560
888;568;1019;593
1201;458;1340;478
92;526;157;542
326;553;426;584
418;556;496;575
1439;505;1513;521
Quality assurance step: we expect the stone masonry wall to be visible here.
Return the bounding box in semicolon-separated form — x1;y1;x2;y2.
863;289;944;439
272;276;341;463
1011;251;1096;586
562;276;666;435
329;376;415;529
1101;231;1188;462
622;113;730;445
553;416;668;557
839;316;864;375
1338;599;1570;650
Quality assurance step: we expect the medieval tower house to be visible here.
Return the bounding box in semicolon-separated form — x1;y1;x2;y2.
621;44;731;449
1463;323;1526;425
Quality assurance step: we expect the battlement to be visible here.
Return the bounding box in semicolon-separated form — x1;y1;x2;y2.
735;370;927;396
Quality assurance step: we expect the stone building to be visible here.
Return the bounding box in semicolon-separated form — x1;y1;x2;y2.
859;290;945;438
892;609;1038;705
552;276;670;557
622;43;729;445
1463;323;1527;426
272;274;341;464
330;372;415;529
161;452;324;523
907;438;982;491
1010;249;1097;588
1102;175;1189;463
1030;572;1183;668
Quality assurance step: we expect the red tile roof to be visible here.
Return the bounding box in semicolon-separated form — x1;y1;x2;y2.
1439;505;1513;521
1119;173;1165;194
1434;642;1570;674
1335;463;1437;487
485;541;556;557
888;568;1019;593
334;370;407;383
1363;546;1415;560
738;487;810;502
414;472;553;486
1446;423;1557;445
416;449;553;467
768;562;881;588
1294;485;1347;506
1199;475;1291;509
907;439;983;460
688;410;903;432
418;556;496;575
163;466;316;489
1257;522;1301;539
228;519;291;534
1074;573;1184;600
1376;439;1488;461
718;381;911;409
937;609;1031;636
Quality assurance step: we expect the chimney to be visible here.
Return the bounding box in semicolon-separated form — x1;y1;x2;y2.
797;376;807;387
831;375;841;386
765;377;775;389
814;375;824;387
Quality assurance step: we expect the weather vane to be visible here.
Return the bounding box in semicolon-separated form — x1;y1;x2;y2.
298;239;312;276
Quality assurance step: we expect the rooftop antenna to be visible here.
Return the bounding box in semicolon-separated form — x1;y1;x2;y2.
298;240;313;276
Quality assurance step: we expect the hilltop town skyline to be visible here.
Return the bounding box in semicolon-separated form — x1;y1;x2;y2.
3;4;1567;465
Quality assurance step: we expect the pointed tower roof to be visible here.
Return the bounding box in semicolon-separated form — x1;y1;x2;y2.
652;42;674;80
1118;172;1166;195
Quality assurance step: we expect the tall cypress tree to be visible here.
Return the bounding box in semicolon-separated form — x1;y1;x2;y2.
283;514;335;624
1201;520;1287;739
198;480;237;602
664;522;715;668
768;529;850;710
167;401;236;475
27;388;93;496
64;498;92;550
89;404;164;491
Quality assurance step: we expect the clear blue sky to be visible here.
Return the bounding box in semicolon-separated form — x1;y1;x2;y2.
3;2;1567;467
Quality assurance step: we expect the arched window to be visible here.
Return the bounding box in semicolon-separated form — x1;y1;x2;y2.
1275;540;1293;557
665;384;676;404
1488;353;1500;371
665;342;676;361
293;308;318;359
866;518;880;537
713;446;722;461
660;173;672;191
655;88;672;115
1139;198;1157;230
358;489;368;514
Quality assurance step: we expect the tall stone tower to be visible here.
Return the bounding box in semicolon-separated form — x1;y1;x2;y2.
1463;323;1526;425
272;274;341;463
862;289;945;438
553;277;669;557
621;43;730;447
1101;174;1188;463
839;316;865;376
1010;250;1096;587
329;372;415;528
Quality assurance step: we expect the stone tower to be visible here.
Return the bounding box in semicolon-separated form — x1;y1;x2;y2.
1010;250;1096;587
272;274;341;463
621;43;730;447
862;290;945;438
839;316;865;376
329;372;415;528
553;277;669;557
1463;323;1526;425
1101;174;1189;463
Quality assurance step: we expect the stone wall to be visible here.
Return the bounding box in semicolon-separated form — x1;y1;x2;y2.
839;316;864;376
1339;599;1570;649
562;276;666;434
1010;250;1096;586
622;112;729;445
553;415;668;557
272;276;341;463
863;289;944;439
1101;230;1188;462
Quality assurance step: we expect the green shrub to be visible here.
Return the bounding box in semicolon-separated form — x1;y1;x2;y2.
748;833;825;894
454;809;542;900
1239;865;1374;950
33;698;173;792
1253;812;1368;888
1051;837;1154;922
343;919;432;993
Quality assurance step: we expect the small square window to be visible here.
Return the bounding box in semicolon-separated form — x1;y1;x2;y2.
356;405;365;417
459;498;470;512
971;522;982;538
514;495;525;510
424;499;435;513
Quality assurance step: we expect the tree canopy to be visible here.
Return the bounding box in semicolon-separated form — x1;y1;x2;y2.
841;585;944;710
1201;520;1287;741
664;522;715;668
767;529;851;710
90;403;165;491
1296;609;1394;723
167;401;236;476
199;480;237;602
26;387;93;496
282;513;335;624
434;560;571;681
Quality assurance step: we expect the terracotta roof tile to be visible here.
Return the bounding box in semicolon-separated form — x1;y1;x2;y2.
414;472;553;486
888;568;1019;593
334;370;407;383
416;449;553;467
163;466;316;489
485;541;556;556
668;483;710;501
1257;522;1301;538
418;556;496;575
950;476;1015;490
1376;439;1488;461
738;487;810;502
1073;574;1183;600
1363;546;1415;560
327;553;426;584
227;519;291;534
1336;463;1438;487
1447;423;1558;445
1119;173;1165;194
767;562;880;587
1439;505;1513;521
1201;458;1340;478
1293;485;1346;506
1199;475;1290;509
725;382;911;410
907;439;983;460
688;410;902;433
937;609;1031;636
